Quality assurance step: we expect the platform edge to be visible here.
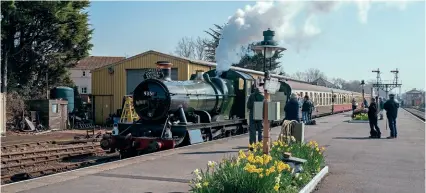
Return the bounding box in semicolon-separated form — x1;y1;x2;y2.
298;165;329;193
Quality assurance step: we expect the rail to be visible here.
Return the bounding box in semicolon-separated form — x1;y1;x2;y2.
403;107;425;121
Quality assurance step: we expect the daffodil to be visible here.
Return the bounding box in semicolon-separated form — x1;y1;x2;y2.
208;161;217;168
193;169;200;176
273;184;280;191
195;183;202;188
202;181;209;186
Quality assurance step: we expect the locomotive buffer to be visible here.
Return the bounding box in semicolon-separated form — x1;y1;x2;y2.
120;96;139;123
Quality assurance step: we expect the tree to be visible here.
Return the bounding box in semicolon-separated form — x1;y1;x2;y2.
174;37;195;59
194;37;208;61
174;36;208;60
304;68;326;82
1;1;93;99
203;24;225;62
231;43;283;72
331;78;346;89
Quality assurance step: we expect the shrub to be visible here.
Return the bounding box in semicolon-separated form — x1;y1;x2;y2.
189;138;325;193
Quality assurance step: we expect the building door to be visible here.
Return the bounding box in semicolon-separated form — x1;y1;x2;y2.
94;96;113;125
60;104;68;130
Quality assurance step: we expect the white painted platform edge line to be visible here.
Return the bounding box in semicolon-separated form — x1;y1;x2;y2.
298;166;329;193
402;108;425;123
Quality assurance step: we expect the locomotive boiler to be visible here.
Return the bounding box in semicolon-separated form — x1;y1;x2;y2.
100;61;253;158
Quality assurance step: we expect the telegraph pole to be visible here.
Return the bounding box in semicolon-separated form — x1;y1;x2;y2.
372;68;381;97
372;69;402;99
390;68;400;99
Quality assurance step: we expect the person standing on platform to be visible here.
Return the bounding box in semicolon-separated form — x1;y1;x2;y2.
247;87;264;146
302;95;312;123
284;93;300;122
383;94;400;139
368;97;381;138
378;97;385;120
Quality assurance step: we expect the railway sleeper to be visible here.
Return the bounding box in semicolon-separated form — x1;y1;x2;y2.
2;149;101;165
1;150;98;170
1;144;97;158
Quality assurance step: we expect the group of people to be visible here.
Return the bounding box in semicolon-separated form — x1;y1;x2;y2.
246;88;314;145
247;86;401;146
367;94;400;139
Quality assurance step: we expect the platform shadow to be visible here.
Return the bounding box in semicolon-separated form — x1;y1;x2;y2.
232;146;248;150
333;137;386;140
180;150;239;155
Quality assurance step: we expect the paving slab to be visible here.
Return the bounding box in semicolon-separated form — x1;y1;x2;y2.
313;109;425;193
2;109;423;193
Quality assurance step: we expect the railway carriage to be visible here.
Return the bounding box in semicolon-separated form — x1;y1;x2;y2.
100;61;370;158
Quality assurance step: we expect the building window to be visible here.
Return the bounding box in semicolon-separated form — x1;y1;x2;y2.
82;71;86;77
51;104;58;113
81;87;87;94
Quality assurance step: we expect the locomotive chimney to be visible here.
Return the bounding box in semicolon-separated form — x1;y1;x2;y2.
195;70;204;80
156;61;173;81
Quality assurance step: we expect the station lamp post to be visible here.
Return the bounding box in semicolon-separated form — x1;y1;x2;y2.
251;28;286;155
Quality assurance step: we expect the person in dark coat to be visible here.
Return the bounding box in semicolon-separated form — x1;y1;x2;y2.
302;95;313;123
367;97;381;138
363;98;369;108
383;94;400;139
284;93;300;122
247;87;264;145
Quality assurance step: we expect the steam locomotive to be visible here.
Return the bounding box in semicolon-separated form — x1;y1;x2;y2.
100;61;279;158
100;61;369;159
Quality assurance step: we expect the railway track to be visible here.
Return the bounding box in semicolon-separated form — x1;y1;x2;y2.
1;139;109;185
1;153;119;184
403;107;425;121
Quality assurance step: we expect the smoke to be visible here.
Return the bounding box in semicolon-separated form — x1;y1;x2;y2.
215;0;411;74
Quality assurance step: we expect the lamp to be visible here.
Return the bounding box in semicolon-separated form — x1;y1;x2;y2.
250;28;286;155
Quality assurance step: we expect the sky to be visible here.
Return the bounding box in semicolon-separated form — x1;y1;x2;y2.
87;1;425;93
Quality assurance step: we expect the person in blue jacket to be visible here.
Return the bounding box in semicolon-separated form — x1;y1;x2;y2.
383;94;400;139
284;93;300;122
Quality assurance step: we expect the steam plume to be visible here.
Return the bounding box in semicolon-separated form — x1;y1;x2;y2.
215;0;410;74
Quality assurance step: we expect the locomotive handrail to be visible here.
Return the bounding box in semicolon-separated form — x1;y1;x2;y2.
169;93;236;97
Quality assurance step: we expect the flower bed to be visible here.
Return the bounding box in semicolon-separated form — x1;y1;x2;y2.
353;113;368;121
189;138;326;193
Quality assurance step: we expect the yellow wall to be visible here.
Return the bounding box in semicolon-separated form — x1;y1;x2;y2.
188;63;212;77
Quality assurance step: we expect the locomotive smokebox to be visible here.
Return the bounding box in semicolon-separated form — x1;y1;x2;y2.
156;61;173;81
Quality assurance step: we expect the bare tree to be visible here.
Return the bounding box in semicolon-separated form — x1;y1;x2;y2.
194;37;208;60
174;36;207;60
331;78;346;89
292;72;307;81
304;68;326;82
174;37;195;59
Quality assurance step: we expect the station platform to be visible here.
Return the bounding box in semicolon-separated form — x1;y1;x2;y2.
2;109;424;193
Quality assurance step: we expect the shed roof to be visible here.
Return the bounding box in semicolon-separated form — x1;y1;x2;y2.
74;56;125;70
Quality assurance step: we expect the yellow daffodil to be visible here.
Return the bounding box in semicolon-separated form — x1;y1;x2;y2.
202;181;209;186
195;183;202;188
208;161;217;168
193;169;200;176
273;184;280;191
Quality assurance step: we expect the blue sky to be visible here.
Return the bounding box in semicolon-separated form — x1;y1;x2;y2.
87;1;425;92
